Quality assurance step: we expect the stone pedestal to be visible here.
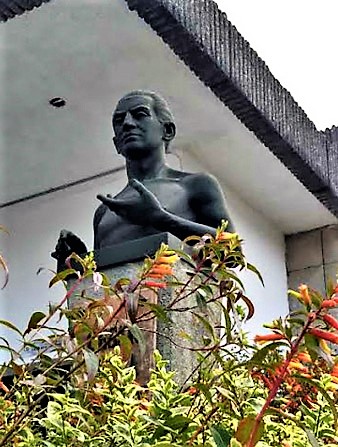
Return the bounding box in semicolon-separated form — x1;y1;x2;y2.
67;233;215;384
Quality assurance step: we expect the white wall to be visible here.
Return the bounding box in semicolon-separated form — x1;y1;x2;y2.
0;153;288;360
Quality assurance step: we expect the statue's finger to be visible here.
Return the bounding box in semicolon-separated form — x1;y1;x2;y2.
97;194;113;203
129;179;149;196
97;194;124;210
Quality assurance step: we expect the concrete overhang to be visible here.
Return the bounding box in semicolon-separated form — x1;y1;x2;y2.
0;0;336;234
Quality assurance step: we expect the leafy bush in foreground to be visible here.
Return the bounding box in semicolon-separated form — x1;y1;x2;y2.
0;223;337;446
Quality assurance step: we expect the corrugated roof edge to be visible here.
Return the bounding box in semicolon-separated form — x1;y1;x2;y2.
2;0;338;218
0;0;51;22
125;0;338;218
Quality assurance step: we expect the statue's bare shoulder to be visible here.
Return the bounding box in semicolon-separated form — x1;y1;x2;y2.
167;168;223;198
171;170;232;230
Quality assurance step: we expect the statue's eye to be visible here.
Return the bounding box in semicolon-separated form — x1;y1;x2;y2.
113;115;124;126
134;109;149;118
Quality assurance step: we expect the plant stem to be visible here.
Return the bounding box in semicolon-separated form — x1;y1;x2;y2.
247;311;316;447
0;298;127;447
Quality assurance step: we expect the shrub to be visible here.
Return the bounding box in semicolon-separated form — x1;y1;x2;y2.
0;223;337;446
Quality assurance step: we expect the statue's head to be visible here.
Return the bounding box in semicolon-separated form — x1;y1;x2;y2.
112;91;176;156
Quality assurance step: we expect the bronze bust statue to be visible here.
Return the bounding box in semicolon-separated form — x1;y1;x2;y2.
52;91;234;264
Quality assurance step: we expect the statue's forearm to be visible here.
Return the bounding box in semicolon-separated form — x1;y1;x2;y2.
152;210;218;242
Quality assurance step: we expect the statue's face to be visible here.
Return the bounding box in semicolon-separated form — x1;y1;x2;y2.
112;95;164;159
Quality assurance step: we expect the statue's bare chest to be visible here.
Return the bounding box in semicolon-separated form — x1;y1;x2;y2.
117;178;190;212
96;178;195;247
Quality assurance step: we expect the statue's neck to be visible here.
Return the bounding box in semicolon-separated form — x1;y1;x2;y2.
126;155;168;181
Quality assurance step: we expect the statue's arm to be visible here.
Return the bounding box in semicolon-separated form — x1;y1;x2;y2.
96;175;235;242
152;173;235;241
189;173;234;231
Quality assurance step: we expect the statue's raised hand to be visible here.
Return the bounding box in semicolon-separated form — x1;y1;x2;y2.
97;179;165;227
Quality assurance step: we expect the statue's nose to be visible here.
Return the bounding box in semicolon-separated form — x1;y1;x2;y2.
123;112;136;129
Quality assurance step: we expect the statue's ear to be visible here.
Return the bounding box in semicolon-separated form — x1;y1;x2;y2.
163;122;176;144
113;136;121;154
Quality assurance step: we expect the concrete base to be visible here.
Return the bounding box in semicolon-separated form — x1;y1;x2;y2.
68;233;217;384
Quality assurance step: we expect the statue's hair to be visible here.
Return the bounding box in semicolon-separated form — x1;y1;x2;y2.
116;90;175;151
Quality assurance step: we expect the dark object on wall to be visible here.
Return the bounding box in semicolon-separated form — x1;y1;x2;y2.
49;97;66;108
51;229;87;272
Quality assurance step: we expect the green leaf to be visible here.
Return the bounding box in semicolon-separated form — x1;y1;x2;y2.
296;375;338;430
24;311;46;335
173;248;194;263
0;340;23;361
118;334;133;362
195;382;212;403
235;415;264;446
149;443;172;447
196;291;208;310
230;440;242;447
326;277;336;297
309;290;323;309
304;334;320;361
249;341;288;366
164;415;191;430
49;269;78;287
114;277;131;291
83;348;99;382
144;302;171;323
192;312;216;341
288;317;307;327
0;319;23;336
211;424;232;447
130;324;146;357
266;407;317;443
100;272;111;287
246;262;264;286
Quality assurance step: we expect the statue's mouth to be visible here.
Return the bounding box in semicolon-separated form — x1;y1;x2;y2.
123;133;141;143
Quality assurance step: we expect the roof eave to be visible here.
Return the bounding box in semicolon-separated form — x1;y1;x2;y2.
0;0;51;22
126;0;338;218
